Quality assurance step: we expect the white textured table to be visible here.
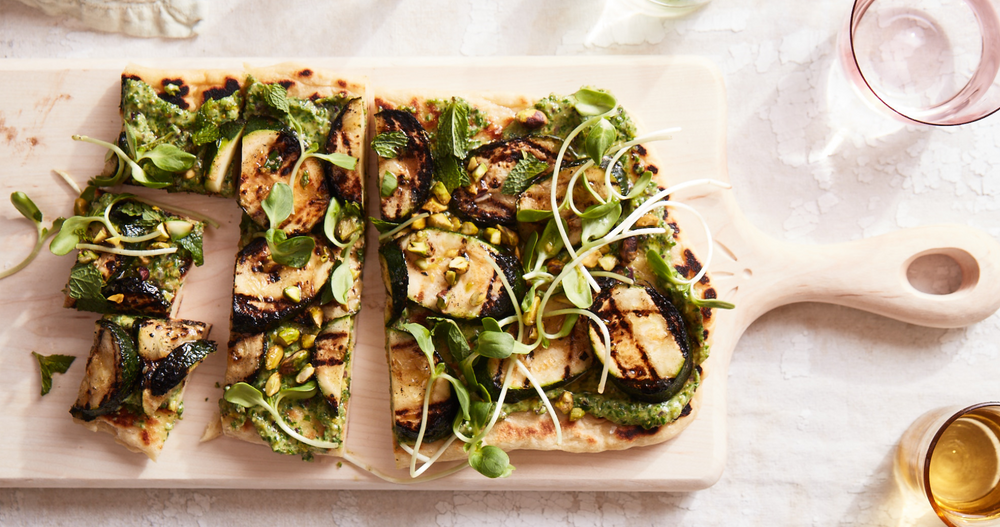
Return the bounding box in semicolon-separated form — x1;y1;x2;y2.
1;0;998;525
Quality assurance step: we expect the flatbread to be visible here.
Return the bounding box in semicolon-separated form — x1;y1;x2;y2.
373;89;719;468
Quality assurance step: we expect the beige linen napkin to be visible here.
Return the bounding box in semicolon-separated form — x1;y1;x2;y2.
14;0;202;38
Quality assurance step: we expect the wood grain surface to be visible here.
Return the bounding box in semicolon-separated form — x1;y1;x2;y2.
0;57;996;491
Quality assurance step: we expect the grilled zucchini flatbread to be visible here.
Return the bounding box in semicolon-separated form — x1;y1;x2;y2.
92;64;247;197
71;314;215;460
373;88;727;477
218;65;368;460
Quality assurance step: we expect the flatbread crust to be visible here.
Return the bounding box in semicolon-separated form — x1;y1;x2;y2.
374;90;719;466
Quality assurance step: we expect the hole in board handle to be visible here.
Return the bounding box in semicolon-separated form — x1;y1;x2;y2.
906;249;980;296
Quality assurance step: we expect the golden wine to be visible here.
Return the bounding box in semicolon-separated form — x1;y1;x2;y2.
929;408;1000;519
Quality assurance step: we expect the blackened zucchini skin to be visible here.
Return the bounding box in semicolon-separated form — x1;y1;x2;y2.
588;284;693;403
70;320;141;421
379;242;409;322
147;340;216;397
376;109;434;222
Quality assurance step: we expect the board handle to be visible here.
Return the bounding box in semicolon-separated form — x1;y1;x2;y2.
747;224;1000;328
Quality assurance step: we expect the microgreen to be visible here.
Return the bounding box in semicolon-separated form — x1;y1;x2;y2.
32;352;76;396
0;192;64;280
468;444;515;479
381;171;399;197
515;209;553;223
584;118;617;164
372;130;408;158
262;182;294;228
265;228;315;269
573;88;617;117
224;382;341;450
323;198;342;246
73;134;195;189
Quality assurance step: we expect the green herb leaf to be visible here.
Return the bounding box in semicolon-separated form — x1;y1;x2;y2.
440;373;471;421
224;382;268;408
562;265;593;309
537;217;566;261
623;170;653;200
276;380;319;401
139;144;197;173
435;154;469;193
310;152;358;171
192;124;220;146
266;229;315;269
578;199;620;220
65;262;106;304
437;98;471;160
470;401;493;430
372;130;408;158
573;88;617;116
469;444;515;478
380;171;398;197
11;192;42;223
691;297;736;310
262;182;294;229
49;215;94;255
262;83;290;114
330;262;354;305
173;223;205;266
646;249;686;286
323;198;342;245
580;201;621;243
521;231;538;273
474;329;515;359
430;317;472;364
401;322;435;363
584;118;617;164
369;217;400;234
33;352;75;396
500;151;548;195
515;209;553;223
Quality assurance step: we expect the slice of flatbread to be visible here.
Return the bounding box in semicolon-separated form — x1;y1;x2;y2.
217;64;368;459
373;88;720;469
71;314;215;461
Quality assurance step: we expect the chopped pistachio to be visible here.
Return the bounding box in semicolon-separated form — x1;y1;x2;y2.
283;285;302;303
296;364;315;384
581;250;600;268
300;333;317;349
73;198;89;217
569;408;586;421
598;255;618;271
277;327;300;346
148;241;171;250
280;350;309;375
437;293;451;310
337;216;361;242
77;250;98;264
471;162;488;182
428;213;454;231
466;157;480;171
523;294;540;324
483;227;502;245
92;228;108;244
421;198;448;213
265;372;281;397
546;258;564;275
450;216;462;231
634;213;661;228
430;180;451;204
459;222;479;236
308;306;324;327
410;217;427;230
527;326;538;341
448;256;470;274
515;108;548;128
445;270;458;286
106;294;124;303
406;239;431;256
498;225;519;246
265;345;284;370
444;248;459;258
415;258;431;270
554;391;574;414
470;291;485;306
162;291;174;302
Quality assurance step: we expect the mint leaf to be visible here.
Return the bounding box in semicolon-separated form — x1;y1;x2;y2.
66;263;107;305
192;124;220;146
372;131;408;158
173;223;205;266
33;352;76;396
500;151;548;195
263;83;290;114
370;217;400;234
437;99;470;159
435;155;468;193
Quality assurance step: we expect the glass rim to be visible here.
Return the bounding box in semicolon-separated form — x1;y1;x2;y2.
847;0;1000;126
921;401;1000;526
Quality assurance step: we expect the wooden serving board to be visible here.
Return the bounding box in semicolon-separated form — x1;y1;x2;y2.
1;57;998;491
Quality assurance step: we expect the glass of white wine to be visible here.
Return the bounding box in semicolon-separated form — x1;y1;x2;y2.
895;403;1000;526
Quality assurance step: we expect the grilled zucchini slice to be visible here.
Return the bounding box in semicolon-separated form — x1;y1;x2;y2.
205;119;245;195
387;328;457;443
239;127;329;234
478;316;592;402
451;136;560;226
324;97;366;204
376;109;434;222
390;229;524;320
70;320;141;421
587;284;693;403
313;315;353;414
231;237;335;334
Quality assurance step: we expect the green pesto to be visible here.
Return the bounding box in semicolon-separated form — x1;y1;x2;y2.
244;79;345;148
502;91;638;151
120;78;243;196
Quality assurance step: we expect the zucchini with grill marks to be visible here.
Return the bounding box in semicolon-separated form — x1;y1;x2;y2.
376;110;434;222
313;316;354;415
392;229;524;320
324;98;366;204
239;127;330;234
231;237;335;334
71;320;141;421
387;328;458;443
478;315;592;402
452;136;560;226
587;284;693;403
